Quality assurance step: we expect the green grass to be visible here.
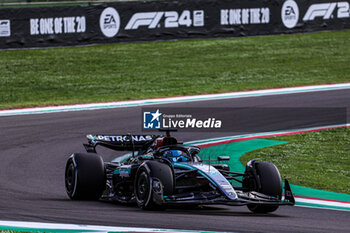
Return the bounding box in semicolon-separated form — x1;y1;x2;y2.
1;30;350;109
240;128;350;194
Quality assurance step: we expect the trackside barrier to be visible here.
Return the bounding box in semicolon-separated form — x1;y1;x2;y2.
1;0;350;49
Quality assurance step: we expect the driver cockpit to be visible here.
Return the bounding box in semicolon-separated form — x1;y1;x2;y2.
163;150;189;163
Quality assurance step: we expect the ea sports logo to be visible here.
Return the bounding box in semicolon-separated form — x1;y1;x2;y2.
281;0;299;29
100;7;120;38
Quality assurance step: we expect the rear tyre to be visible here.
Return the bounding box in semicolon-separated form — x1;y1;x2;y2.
65;153;106;200
247;162;282;213
134;161;174;210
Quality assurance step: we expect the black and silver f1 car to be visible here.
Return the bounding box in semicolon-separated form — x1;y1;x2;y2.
65;130;295;213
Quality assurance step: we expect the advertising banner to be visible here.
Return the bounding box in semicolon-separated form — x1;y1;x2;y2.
1;0;350;49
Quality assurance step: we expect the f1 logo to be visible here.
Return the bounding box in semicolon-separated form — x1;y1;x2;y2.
303;2;350;21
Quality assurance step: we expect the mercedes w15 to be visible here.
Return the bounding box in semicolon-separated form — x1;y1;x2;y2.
64;130;295;212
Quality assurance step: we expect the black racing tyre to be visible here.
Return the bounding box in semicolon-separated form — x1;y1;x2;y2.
65;153;106;200
247;162;282;213
134;160;174;210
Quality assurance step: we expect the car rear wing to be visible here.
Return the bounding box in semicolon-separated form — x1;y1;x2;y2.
84;134;160;153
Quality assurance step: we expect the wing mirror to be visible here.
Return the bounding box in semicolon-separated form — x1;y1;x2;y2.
217;156;230;161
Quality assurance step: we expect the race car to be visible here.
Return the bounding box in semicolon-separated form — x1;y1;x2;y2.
65;130;295;213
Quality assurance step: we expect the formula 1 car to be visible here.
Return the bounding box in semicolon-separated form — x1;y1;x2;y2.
65;130;295;213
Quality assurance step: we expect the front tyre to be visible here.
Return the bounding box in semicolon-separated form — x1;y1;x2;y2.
65;153;106;200
134;161;174;210
247;162;282;213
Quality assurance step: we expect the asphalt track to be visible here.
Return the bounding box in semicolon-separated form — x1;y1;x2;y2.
0;89;350;233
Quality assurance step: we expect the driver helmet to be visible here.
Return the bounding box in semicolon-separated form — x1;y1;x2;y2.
164;150;188;163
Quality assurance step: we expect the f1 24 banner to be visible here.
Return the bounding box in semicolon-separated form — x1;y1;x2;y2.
1;0;350;49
